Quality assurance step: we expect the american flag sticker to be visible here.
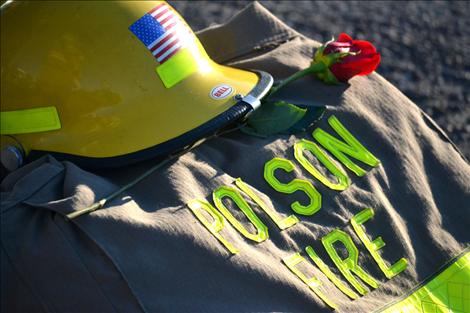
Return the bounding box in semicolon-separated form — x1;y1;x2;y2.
129;3;193;64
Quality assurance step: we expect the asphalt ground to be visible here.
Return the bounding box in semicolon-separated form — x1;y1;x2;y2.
169;0;470;160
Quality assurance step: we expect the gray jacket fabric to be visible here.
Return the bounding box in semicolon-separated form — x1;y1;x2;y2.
2;3;469;313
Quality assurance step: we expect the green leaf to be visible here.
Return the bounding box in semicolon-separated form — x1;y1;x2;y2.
288;106;326;133
241;100;307;137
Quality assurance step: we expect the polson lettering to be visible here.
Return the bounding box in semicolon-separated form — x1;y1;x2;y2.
213;186;269;243
264;157;322;216
187;199;239;254
313;115;380;177
235;178;299;230
187;115;408;309
294;139;351;191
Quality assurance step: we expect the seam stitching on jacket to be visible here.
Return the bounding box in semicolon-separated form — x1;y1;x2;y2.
215;32;299;63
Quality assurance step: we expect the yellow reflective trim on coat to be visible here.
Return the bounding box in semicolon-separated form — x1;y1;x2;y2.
0;106;61;135
156;48;199;88
381;251;470;313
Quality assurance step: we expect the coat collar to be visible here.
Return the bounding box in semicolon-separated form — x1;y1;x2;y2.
196;2;301;63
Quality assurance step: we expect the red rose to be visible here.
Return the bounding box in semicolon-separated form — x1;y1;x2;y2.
323;33;381;82
268;33;381;96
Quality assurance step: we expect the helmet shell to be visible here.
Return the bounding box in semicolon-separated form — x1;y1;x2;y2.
1;1;266;166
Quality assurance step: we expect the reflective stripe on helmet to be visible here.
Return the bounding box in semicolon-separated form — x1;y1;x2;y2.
0;106;61;135
156;48;200;88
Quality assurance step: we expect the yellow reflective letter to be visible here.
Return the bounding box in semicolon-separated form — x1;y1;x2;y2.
264;157;322;216
213;186;269;243
305;246;358;300
313;115;380;177
187;199;239;254
294;139;350;191
350;208;408;279
322;229;379;295
234;178;299;230
283;252;337;309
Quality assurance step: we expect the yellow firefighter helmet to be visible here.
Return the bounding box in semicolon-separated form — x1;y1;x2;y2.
0;0;272;169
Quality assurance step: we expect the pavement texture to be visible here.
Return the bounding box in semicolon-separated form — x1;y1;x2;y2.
169;0;470;160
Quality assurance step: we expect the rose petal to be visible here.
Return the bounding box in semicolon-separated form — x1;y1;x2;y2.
333;53;380;79
324;41;352;54
330;63;362;82
338;33;353;42
341;51;378;63
351;40;377;54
